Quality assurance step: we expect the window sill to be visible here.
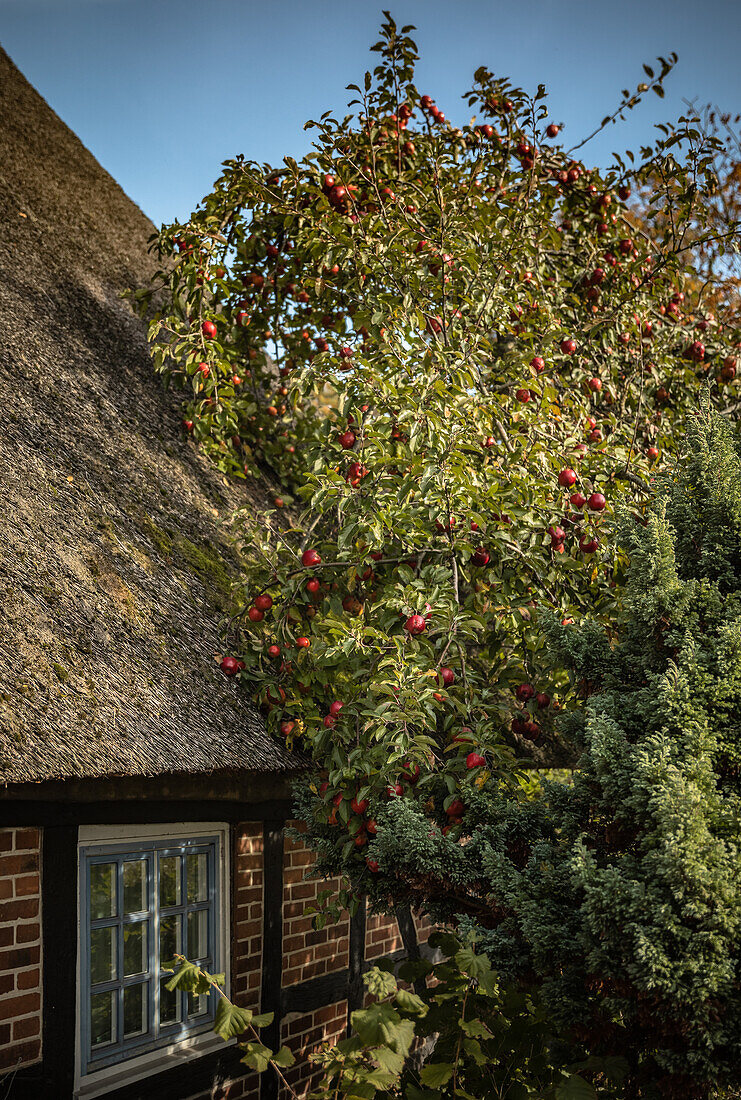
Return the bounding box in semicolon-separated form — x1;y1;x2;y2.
75;1029;234;1099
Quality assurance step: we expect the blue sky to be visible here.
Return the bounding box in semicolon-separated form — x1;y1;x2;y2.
1;0;739;228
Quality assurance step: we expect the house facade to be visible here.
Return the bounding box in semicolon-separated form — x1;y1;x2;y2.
0;46;431;1099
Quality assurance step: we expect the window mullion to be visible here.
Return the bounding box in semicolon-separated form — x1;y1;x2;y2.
116;859;124;1048
152;850;160;1041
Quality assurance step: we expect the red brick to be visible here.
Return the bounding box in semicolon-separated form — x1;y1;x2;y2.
0;833;13;854
0;899;39;923
14;874;39;898
0;1037;40;1070
0;944;40;970
235;920;261;940
0;974;13;996
235;885;262;905
0;881;11;902
15;923;40;945
12;1015;40;1040
0;992;40;1022
16;969;40;992
0;853;37;878
13;830;39;853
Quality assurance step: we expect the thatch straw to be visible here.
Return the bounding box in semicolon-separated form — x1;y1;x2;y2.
0;47;307;784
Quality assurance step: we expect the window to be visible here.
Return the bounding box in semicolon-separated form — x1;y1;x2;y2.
78;826;229;1087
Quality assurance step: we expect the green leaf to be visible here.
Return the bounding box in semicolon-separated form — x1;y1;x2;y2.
214;998;254;1040
405;1087;442;1100
419;1062;455;1088
240;1040;273;1073
250;1012;275;1028
395;988;428;1016
271;1045;296;1068
555;1074;599;1100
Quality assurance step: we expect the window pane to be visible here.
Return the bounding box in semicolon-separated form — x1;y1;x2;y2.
90;990;116;1048
186;853;208;904
90;926;116;985
188;991;208;1019
159;856;181;908
123;922;147;977
187;909;208;961
90;863;116;920
159;975;181;1027
159;914;182;964
123;860;147;914
123;982;148;1039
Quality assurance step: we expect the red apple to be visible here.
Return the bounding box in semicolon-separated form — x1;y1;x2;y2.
267;644;281;658
558;468;577;488
546;123;559;138
530;356;545;373
466;751;486;769
579;535;599;553
248;607;264;622
588;378;602;392
329;701;344;717
202;320;217;339
549;526;566;547
570;492;587;508
351;796;369;815
587;492;606;512
296;636;311;648
405;614;426;635
438;667;455;687
220;656;240;676
302;548;322;567
254;594;273;612
338;430;356;449
516;684;535;702
472;547;490;567
366;858;380;873
560;338;576;355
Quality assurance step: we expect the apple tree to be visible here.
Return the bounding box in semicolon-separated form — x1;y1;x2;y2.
141;17;741;1079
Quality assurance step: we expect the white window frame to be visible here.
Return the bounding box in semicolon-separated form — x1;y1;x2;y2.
75;823;232;1100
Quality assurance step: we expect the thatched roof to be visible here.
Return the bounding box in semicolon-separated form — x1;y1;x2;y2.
0;46;307;786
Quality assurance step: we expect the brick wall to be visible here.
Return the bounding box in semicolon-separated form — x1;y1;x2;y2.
0;827;42;1073
282;823;349;987
365;909;403;961
232;823;264;1015
187;1076;258;1100
279;999;348;1099
414;910;435;947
